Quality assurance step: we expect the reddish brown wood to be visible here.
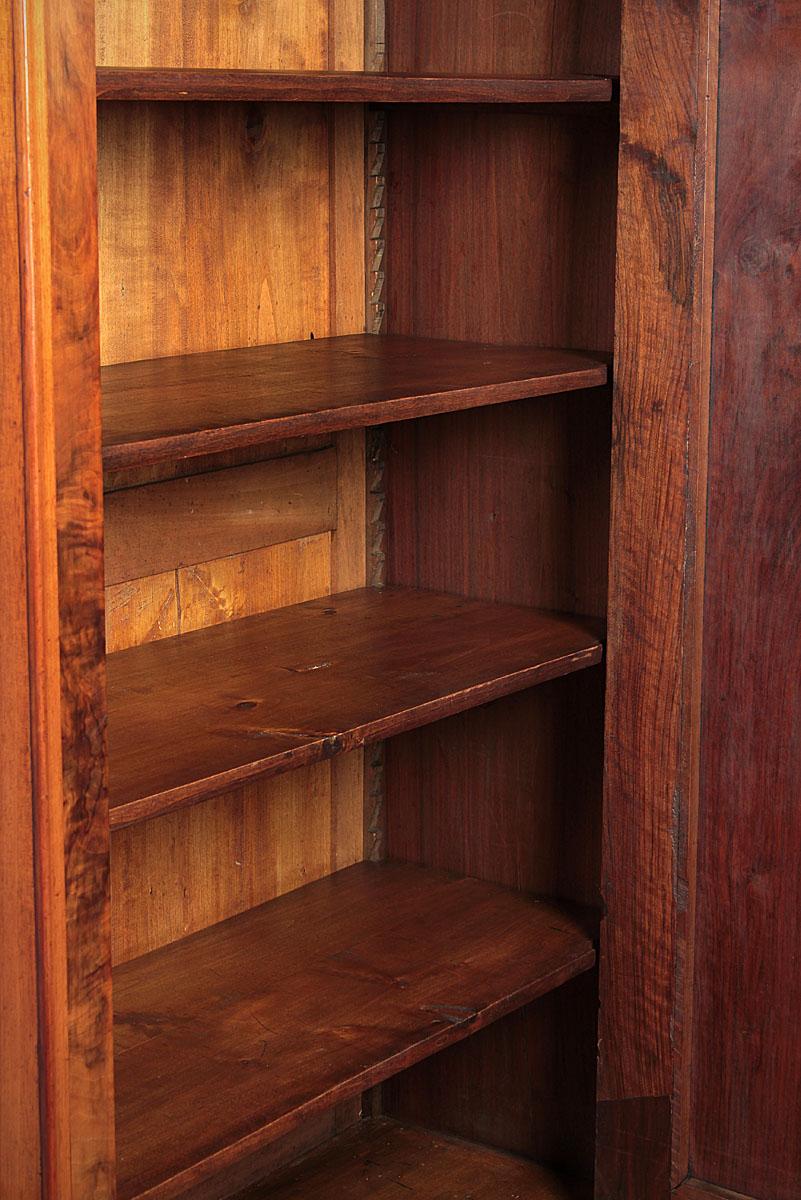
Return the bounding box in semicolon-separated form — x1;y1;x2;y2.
675;1182;757;1200
0;5;42;1192
5;0;115;1196
383;972;598;1186
595;0;716;1190
113;861;595;1200
95;67;613;104
106;586;603;827
386;0;620;77
101;335;608;471
692;5;801;1198
245;1118;585;1199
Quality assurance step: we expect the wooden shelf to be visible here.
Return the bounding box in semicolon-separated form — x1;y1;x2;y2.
107;586;603;828
96;68;614;105
101;335;608;472
114;861;596;1200
259;1118;588;1199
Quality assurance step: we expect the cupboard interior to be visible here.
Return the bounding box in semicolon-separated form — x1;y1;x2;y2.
97;2;619;1197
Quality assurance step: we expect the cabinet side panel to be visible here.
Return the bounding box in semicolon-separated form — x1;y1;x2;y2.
0;5;42;1194
692;4;801;1197
13;0;115;1196
596;0;716;1192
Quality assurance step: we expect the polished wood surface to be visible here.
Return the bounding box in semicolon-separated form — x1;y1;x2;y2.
692;4;801;1198
107;586;603;827
5;1;116;1196
248;1118;586;1199
386;0;620;77
595;0;717;1190
101;336;607;470
0;4;43;1191
96;68;614;104
104;451;337;585
381;13;617;1172
114;861;595;1199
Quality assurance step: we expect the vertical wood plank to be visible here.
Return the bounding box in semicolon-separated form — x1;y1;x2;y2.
692;4;801;1197
0;4;42;1193
596;0;717;1193
11;0;115;1195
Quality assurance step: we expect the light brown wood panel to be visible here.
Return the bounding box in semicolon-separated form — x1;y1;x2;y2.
96;0;329;70
178;532;332;632
108;531;337;959
98;102;332;365
105;572;179;654
105;450;337;586
111;759;362;964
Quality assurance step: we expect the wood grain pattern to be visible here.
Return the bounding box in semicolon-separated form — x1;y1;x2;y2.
104;451;336;585
177;533;332;633
0;4;43;1191
675;1182;756;1200
97;102;332;365
595;0;716;1191
383;974;598;1186
692;4;801;1198
106;572;179;653
386;109;618;355
381;36;617;1178
106;586;603;827
96;0;329;70
388;395;611;619
96;68;614;104
245;1118;586;1199
386;0;620;76
100;336;608;471
114;861;596;1199
8;0;116;1196
110;760;354;964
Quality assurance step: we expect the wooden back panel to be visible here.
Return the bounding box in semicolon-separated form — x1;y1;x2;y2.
380;0;618;1176
97;1;371;972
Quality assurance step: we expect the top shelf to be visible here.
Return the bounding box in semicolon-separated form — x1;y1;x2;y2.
96;68;615;105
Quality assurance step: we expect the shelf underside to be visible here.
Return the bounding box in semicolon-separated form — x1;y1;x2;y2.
96;68;614;105
106;586;603;828
259;1118;587;1199
114;861;595;1200
101;335;608;471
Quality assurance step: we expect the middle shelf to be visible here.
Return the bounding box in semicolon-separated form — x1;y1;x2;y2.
107;585;604;828
101;335;609;471
114;860;596;1200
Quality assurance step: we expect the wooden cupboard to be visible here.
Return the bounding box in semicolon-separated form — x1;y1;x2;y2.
2;2;798;1198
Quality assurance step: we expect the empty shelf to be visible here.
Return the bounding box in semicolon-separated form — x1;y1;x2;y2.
101;335;609;471
114;862;595;1199
96;68;614;105
106;586;604;827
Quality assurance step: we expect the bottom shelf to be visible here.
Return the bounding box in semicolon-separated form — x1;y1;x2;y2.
114;862;595;1199
256;1118;587;1199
